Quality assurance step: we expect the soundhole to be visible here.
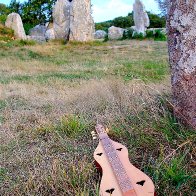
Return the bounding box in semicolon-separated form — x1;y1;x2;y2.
106;188;115;194
96;153;103;156
136;180;146;186
116;148;123;151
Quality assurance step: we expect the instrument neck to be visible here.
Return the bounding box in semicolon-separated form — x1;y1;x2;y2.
99;134;136;195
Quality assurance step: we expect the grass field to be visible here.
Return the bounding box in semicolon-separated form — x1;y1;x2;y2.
0;39;195;195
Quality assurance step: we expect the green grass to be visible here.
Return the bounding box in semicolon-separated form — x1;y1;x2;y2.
0;40;194;195
114;60;168;81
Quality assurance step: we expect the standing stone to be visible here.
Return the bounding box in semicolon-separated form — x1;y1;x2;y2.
45;28;55;41
29;25;47;42
167;0;196;129
108;26;125;40
5;13;26;40
53;0;71;39
94;30;107;39
133;0;150;35
69;0;94;41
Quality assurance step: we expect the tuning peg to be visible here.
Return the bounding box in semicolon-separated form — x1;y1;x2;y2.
91;131;96;135
91;131;97;140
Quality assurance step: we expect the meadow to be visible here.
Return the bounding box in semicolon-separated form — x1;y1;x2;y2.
0;39;195;195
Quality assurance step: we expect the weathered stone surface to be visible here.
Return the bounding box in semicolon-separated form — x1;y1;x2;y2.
29;25;47;42
69;0;94;41
108;26;125;40
53;0;71;39
5;13;26;40
167;0;196;129
29;25;47;37
133;0;150;35
94;30;107;39
45;28;55;41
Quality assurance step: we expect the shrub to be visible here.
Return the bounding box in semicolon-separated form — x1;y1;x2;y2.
103;34;109;42
0;24;14;42
132;32;144;40
154;30;167;41
123;28;134;39
146;30;154;38
0;15;7;24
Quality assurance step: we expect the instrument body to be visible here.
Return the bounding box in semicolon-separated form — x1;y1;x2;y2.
93;125;155;196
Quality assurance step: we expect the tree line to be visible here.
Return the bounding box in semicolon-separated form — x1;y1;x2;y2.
95;12;166;31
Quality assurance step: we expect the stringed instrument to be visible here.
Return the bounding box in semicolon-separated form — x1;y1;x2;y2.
92;124;155;196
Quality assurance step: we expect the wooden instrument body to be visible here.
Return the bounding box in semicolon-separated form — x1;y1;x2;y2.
94;139;155;196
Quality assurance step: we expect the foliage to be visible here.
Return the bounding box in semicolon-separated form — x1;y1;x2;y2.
21;0;56;26
8;0;21;14
6;0;56;34
0;3;10;24
147;12;166;28
0;23;14;42
146;29;167;41
154;30;167;41
155;0;168;17
132;32;144;40
95;20;112;32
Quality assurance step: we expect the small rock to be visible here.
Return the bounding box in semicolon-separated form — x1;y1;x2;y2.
45;28;55;41
94;30;107;39
29;25;47;42
108;26;125;40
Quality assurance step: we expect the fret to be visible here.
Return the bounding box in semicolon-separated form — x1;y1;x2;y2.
100;136;133;193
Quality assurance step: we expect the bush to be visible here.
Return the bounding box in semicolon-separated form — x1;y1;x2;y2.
123;28;134;39
154;30;167;41
0;24;14;42
0;15;7;24
103;34;109;42
146;30;154;38
132;32;144;40
23;23;35;35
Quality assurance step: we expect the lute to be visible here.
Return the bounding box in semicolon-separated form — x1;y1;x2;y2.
92;124;155;196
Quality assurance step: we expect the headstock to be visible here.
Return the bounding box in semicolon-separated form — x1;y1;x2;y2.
91;124;109;140
91;131;98;140
95;124;106;135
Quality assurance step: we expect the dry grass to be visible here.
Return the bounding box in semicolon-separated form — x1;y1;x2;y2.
0;40;195;195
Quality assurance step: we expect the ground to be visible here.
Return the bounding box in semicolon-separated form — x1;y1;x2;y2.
0;39;195;195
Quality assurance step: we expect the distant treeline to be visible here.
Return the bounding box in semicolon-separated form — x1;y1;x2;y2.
0;0;166;34
0;0;56;33
96;12;166;31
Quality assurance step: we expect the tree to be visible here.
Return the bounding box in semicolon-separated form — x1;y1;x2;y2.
9;0;21;14
155;0;168;16
8;0;56;34
167;0;196;129
0;3;10;24
148;12;165;28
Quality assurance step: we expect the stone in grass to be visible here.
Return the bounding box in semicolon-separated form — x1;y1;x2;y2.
45;23;55;41
108;26;125;40
29;25;47;42
94;30;107;39
5;13;26;40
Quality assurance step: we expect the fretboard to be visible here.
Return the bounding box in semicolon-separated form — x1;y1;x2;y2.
100;135;134;193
